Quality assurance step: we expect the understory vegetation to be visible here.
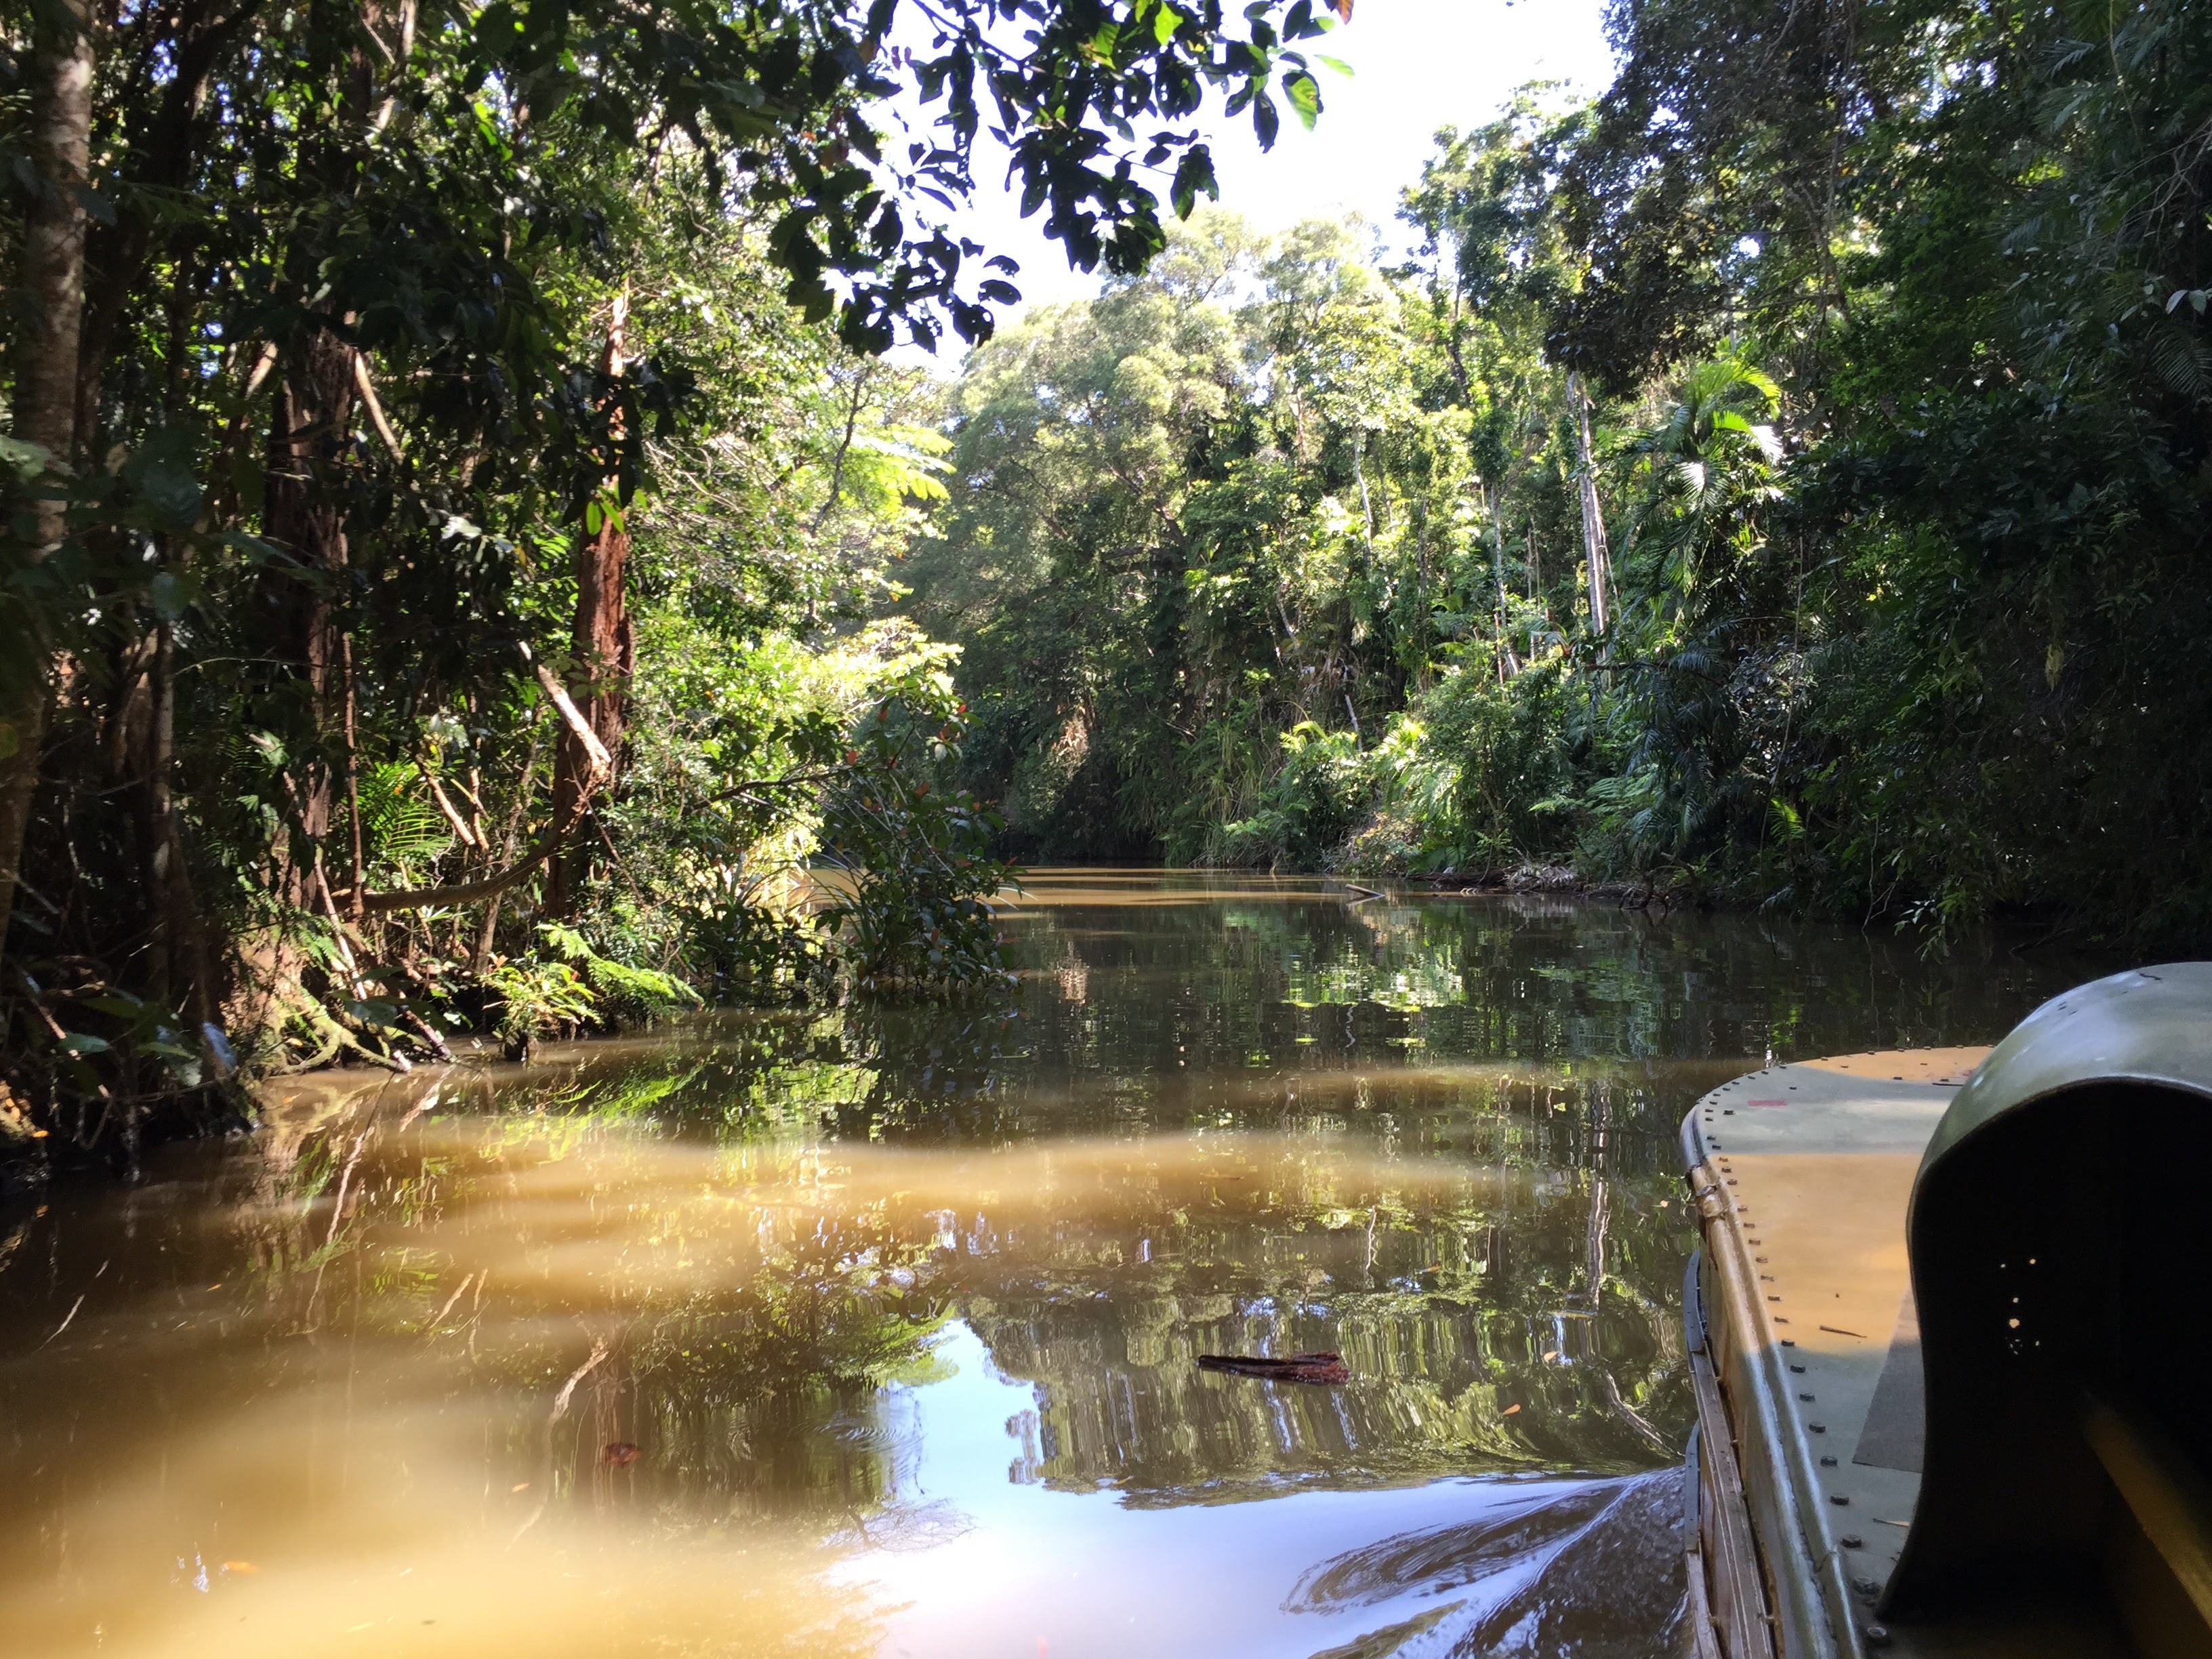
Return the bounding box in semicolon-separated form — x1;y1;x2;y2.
2;0;2208;1170
916;0;2212;945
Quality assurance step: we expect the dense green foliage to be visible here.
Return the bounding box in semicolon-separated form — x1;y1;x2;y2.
0;0;1356;1162
917;0;2212;947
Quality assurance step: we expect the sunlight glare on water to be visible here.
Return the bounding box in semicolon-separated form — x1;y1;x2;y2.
0;872;2089;1658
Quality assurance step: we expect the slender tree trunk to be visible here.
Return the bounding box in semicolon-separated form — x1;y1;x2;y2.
810;364;871;537
1353;428;1375;556
547;298;633;918
146;630;180;987
13;0;93;515
263;327;361;901
0;0;96;965
131;614;221;1036
474;725;541;972
1569;373;1612;645
342;632;365;921
133;640;171;1009
1488;482;1515;683
228;327;361;1050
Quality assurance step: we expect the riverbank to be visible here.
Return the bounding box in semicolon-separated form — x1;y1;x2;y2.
1373;863;1664;901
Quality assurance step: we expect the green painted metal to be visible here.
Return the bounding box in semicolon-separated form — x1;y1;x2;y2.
1883;964;2212;1621
1912;964;2212;1178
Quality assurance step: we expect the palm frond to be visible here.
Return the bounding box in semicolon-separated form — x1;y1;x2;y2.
347;762;453;870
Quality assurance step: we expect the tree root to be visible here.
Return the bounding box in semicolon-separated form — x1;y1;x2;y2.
272;989;408;1075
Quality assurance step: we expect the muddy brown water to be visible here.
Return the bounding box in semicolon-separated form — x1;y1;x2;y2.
0;872;2097;1658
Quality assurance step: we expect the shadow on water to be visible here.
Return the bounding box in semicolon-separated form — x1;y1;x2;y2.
0;875;2102;1658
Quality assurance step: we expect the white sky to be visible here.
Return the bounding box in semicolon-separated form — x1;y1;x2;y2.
878;0;1616;356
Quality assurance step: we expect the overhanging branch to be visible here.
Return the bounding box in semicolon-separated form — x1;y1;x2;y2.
339;808;571;914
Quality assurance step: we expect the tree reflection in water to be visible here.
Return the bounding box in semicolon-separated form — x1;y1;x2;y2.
0;875;2091;1658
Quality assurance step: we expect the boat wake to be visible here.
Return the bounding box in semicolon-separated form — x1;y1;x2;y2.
1291;1470;1688;1658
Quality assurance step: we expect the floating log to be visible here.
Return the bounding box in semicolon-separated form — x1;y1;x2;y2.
1197;1351;1349;1385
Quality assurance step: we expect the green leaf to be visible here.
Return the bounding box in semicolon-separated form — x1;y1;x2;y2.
60;1033;110;1055
1284;69;1321;130
1152;2;1183;45
1170;146;1218;218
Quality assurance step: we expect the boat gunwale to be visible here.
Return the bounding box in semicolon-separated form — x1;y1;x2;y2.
1679;1061;1963;1659
1684;1237;1780;1659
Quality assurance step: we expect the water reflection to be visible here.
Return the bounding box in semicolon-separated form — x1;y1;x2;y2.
0;875;2098;1658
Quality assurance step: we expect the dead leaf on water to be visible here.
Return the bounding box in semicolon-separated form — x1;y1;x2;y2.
1502;1404;1522;1416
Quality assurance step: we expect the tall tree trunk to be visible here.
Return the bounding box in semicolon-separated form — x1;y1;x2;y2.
341;632;365;920
1569;373;1613;645
1486;480;1517;683
473;725;541;972
547;298;633;919
0;0;96;965
142;624;178;1004
262;326;361;901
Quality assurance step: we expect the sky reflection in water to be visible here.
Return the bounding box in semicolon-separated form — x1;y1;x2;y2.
0;874;2096;1658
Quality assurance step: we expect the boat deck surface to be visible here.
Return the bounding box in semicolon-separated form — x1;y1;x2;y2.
1686;1050;2132;1658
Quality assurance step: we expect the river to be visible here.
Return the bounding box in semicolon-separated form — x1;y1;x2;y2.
0;872;2094;1658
